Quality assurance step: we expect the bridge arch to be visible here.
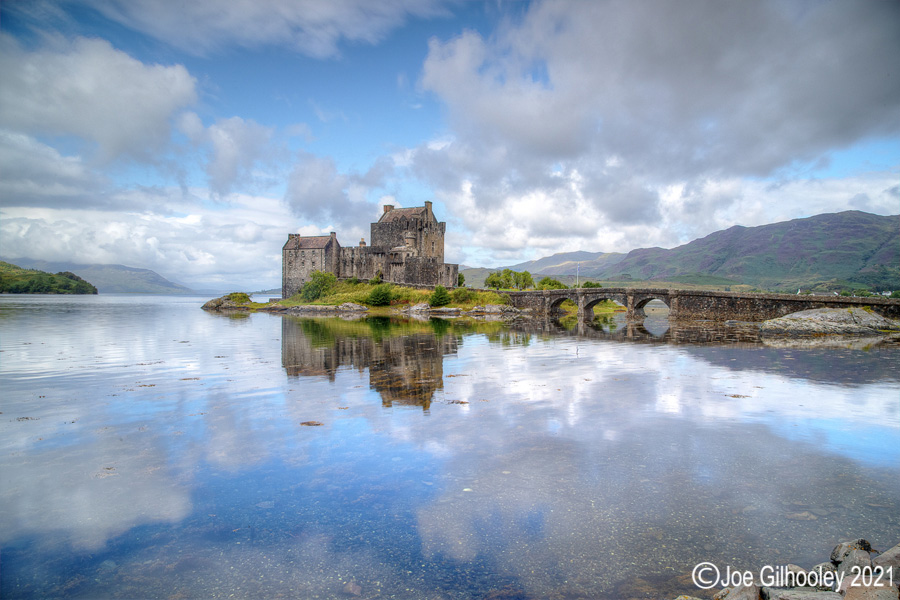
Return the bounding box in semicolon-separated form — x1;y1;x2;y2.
548;295;576;314
582;293;627;321
631;292;671;320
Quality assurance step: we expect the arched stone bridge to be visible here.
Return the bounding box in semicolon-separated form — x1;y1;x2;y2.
503;288;900;322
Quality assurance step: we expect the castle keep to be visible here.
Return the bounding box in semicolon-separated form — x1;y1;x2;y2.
282;201;459;298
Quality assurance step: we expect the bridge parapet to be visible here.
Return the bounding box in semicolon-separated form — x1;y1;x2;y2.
504;288;900;322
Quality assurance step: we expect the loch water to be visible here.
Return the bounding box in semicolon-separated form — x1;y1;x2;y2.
1;294;899;599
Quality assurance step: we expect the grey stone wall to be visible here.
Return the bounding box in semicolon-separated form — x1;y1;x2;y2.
282;236;340;298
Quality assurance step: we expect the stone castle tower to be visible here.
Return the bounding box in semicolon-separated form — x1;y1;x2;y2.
282;201;458;298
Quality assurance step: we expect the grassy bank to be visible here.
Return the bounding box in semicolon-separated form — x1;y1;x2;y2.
222;281;512;313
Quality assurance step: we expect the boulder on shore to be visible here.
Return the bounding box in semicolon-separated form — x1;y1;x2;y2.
760;308;900;337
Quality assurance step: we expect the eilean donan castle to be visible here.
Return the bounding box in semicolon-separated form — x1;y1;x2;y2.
282;201;459;298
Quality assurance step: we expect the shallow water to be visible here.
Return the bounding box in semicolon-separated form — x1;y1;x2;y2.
1;295;898;599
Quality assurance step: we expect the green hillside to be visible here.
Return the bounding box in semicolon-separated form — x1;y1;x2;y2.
485;211;898;292
3;259;195;294
0;261;98;294
601;211;899;291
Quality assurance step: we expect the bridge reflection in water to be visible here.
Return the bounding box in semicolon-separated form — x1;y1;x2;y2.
280;315;897;414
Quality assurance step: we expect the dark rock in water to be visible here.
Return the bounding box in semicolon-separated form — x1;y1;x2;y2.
341;581;362;596
98;559;117;573
831;539;873;565
761;308;900;337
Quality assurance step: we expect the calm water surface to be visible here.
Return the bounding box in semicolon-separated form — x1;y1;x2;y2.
1;295;898;599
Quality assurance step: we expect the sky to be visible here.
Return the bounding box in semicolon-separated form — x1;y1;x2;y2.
1;0;899;291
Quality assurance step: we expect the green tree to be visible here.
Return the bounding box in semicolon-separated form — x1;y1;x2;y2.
485;272;503;290
366;283;393;306
514;271;534;290
500;269;515;289
581;281;602;288
536;276;568;290
300;271;337;302
429;285;451;307
891;290;900;299
457;272;465;287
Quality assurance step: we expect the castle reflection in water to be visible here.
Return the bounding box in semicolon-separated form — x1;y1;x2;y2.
281;317;460;410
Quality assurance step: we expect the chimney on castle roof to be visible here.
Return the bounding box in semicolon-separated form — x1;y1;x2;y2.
359;238;366;247
425;200;432;216
383;204;394;214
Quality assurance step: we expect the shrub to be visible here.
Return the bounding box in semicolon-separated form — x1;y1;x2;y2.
300;271;337;302
371;271;383;285
581;281;602;288
366;283;394;306
429;285;451;307
457;273;465;287
892;290;900;299
450;287;473;304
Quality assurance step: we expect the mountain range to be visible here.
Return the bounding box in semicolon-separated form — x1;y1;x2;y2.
1;259;195;294
466;211;899;291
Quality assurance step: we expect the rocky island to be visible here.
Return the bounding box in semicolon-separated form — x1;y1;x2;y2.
761;307;900;337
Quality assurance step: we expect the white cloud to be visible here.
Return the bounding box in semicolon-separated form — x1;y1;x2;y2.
284;152;395;234
0;130;107;207
0;189;297;290
178;114;277;197
89;0;453;58
412;0;900;262
0;34;196;163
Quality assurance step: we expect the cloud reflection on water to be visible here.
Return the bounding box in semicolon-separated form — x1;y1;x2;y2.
1;300;898;599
